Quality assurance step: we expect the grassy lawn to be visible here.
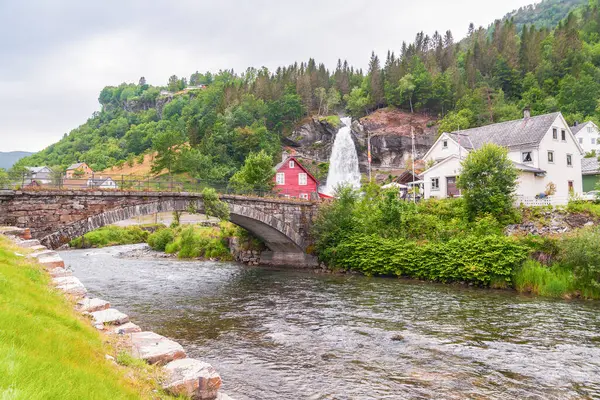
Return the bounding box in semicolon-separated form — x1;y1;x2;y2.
0;236;176;399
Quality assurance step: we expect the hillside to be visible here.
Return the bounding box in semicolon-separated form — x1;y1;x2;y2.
503;0;587;30
0;151;33;170
15;0;600;185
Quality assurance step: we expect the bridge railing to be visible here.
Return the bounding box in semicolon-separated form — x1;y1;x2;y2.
3;172;319;201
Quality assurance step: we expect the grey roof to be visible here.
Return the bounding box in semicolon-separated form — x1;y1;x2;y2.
67;162;85;170
513;162;545;174
448;112;561;150
27;166;50;173
570;123;587;136
582;157;600;175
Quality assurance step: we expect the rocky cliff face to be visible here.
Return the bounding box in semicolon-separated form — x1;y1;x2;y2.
288;109;438;175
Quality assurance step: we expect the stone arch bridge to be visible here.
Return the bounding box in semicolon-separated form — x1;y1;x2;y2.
0;190;319;267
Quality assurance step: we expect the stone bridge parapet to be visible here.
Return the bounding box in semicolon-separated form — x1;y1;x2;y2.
0;190;319;266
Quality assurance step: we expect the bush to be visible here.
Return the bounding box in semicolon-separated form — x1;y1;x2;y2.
69;225;149;248
147;228;175;251
332;234;529;286
559;227;600;298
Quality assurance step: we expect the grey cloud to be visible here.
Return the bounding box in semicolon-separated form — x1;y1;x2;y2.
0;0;531;152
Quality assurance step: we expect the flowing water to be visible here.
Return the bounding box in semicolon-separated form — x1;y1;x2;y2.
61;245;600;400
324;117;361;196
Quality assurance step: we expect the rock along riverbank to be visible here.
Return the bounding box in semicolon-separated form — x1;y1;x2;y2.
0;226;236;400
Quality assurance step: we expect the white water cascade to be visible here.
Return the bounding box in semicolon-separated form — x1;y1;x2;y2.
323;117;361;196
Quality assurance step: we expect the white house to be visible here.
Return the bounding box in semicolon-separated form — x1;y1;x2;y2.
87;177;118;189
25;166;53;184
421;111;584;204
571;121;600;155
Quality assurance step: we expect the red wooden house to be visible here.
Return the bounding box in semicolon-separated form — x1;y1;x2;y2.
274;156;319;199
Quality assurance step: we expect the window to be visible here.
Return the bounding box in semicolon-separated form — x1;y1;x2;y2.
592;138;597;145
579;137;584;144
566;154;572;167
431;177;440;191
588;126;594;133
561;129;566;141
553;128;558;140
568;181;574;193
289;160;295;168
522;151;533;163
547;151;554;163
299;193;309;200
298;173;308;185
442;140;448;149
276;172;285;185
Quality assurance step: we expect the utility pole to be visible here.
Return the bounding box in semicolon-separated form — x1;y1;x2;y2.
411;126;416;204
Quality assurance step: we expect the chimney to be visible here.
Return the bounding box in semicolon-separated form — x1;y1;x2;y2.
523;107;531;119
281;150;289;162
574;121;579;126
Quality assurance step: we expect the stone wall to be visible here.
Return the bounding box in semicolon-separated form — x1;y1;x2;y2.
0;190;319;266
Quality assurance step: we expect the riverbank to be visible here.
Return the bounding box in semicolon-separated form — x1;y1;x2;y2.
0;229;234;400
0;235;175;399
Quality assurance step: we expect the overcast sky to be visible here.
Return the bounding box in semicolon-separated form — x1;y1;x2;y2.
0;0;534;153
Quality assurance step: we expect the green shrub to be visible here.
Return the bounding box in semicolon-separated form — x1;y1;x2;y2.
69;226;149;248
178;227;201;258
333;234;528;285
147;228;175;251
559;227;600;298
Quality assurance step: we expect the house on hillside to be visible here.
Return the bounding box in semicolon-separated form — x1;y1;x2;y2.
25;166;53;185
274;156;319;199
87;176;118;189
421;111;584;204
571;121;600;155
65;162;93;178
582;157;600;192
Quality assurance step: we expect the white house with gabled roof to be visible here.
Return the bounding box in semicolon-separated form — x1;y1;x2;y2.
571;121;600;155
421;111;584;204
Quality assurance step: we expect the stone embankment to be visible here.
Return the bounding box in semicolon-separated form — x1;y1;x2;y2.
1;226;235;400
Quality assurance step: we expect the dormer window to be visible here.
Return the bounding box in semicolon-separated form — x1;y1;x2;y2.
289;160;295;168
522;151;533;163
442;140;448;149
561;129;566;141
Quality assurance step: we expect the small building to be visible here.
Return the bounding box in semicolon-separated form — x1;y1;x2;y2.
421;111;584;204
65;162;93;178
582;157;600;192
571;121;600;156
274;156;319;199
25;166;53;185
87;176;118;189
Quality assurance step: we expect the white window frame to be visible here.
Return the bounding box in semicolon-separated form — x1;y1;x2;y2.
276;172;285;185
431;177;440;191
289;160;295;168
522;151;533;163
547;151;554;163
566;154;573;167
579;137;584;144
561;129;566;142
592;138;597;145
442;140;448;149
299;193;309;200
298;173;308;186
552;128;558;140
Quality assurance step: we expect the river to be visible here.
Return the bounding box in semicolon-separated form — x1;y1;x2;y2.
60;244;600;400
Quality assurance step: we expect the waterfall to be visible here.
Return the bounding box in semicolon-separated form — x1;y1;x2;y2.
323;117;361;196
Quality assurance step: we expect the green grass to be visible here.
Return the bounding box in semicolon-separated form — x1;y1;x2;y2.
513;259;573;298
0;237;176;399
70;225;154;248
318;115;341;127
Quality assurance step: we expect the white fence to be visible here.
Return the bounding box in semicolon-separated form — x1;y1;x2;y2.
515;196;570;207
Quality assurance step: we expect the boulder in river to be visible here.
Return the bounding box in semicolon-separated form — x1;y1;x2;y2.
76;297;110;313
90;308;129;325
162;358;222;399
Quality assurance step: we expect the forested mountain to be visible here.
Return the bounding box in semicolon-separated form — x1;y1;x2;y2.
17;0;600;184
503;0;587;30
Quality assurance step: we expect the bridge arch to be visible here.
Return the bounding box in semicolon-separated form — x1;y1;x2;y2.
39;198;307;255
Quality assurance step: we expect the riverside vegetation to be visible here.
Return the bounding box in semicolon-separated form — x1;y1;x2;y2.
312;144;600;300
0;236;178;399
